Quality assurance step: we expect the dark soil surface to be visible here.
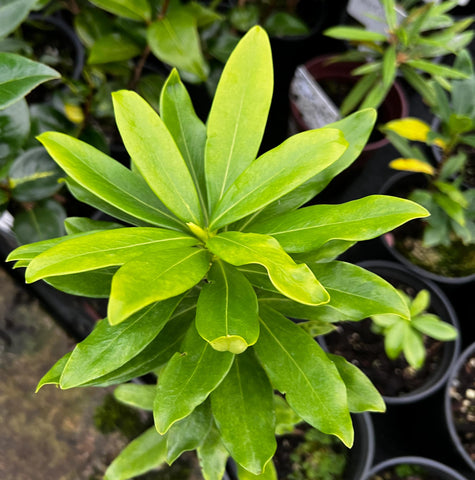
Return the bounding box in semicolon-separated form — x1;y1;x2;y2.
448;354;475;463
324;318;444;398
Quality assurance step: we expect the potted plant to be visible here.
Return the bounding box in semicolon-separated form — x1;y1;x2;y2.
379;115;475;283
445;342;475;472
8;27;430;479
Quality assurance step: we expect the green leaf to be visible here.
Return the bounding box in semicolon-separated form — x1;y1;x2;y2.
409;289;430;317
114;384;156;411
411;314;457;341
384;321;406;360
406;59;469;79
328;354;385;413
60;296;183;389
381;0;396;30
147;9;208;81
308;262;410;321
25;227;198;283
0;0;37;39
166;402;212;464
64;217;122;235
0;99;30;165
382;45;397;89
160;69;208;221
401;65;436;106
324;26;387;42
236;461;278;480
154;323;234;434
250;195;428;254
197;425;229;480
207;232;329;306
196;260;259;354
88;0;151;21
13;199;66;244
104;427;167;480
112;90;203;225
209;128;347;230
109;246;210;325
36;353;71;392
211;350;276;475
88;33;142;64
205;26;273;210
0;53;59;109
254;306;353;447
340;73;378;116
37;132;183;230
403;326;425;369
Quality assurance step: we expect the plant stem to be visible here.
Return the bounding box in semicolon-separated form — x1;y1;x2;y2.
159;0;171;18
128;45;151;90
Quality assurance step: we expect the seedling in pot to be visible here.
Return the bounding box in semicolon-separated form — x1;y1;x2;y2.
7;27;429;479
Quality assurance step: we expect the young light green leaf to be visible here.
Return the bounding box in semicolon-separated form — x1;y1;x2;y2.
324;26;388;43
109;246;210;325
36;353;71;392
37;133;183;230
409;289;430;317
205;26;273;209
197;424;229;480
25;227;198;283
147;9;208;81
166;402;212;464
104;427;167;480
160;69;208;220
328;354;386;413
60;296;183;389
0;53;59;110
382;45;397;89
88;0;151;21
309;262;411;321
250;195;429;253
114;384;156;411
411;314;458;341
254;306;353;447
384;321;406;360
196;260;259;354
209;128;347;230
406;59;469;79
403;327;425;369
112;90;203;225
207;232;329;306
154;324;234;434
211;350;276;475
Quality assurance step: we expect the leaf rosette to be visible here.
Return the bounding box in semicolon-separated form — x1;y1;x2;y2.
8;27;429;479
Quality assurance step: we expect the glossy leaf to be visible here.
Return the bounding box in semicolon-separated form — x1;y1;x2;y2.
64;217;122;235
308;262;410;321
211;350;276;475
25;227;198;283
88;33;141;64
108;246;210;324
114;384;156;411
147;9;208;81
0;53;59;109
36;353;71;392
205;26;273;209
250;195;428;253
236;460;278;480
160;69;208;220
196;260;259;353
209;128;347;230
60;296;183;389
166;402;212;464
89;0;151;21
112;90;203;225
197;425;229;480
154;324;234;434
0;0;37;39
206;232;329;306
104;427;166;480
254;306;353;447
328;354;385;413
37;132;183;230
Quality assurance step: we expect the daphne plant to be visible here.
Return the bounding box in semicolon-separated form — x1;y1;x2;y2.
8;27;429;480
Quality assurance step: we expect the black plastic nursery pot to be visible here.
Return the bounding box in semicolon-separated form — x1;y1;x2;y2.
288;55;408;158
321;261;461;405
445;342;475;472
379;172;475;285
227;412;374;480
365;456;470;480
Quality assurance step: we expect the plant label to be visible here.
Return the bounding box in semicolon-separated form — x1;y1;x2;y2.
347;0;406;34
290;65;340;129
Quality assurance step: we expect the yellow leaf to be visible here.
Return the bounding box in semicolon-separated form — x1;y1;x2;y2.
389;158;435;175
433;137;447;149
384;118;431;142
64;104;84;124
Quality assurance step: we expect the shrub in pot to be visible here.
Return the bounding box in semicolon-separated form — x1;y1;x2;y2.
8;27;430;479
380;118;475;282
445;342;475;472
324;0;473;113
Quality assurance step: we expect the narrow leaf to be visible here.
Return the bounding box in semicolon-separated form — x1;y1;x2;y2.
406;59;469;79
196;260;259;353
324;26;388;42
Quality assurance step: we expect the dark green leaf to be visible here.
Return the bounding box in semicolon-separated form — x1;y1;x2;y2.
88;0;151;21
0;0;37;39
88;33;142;64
